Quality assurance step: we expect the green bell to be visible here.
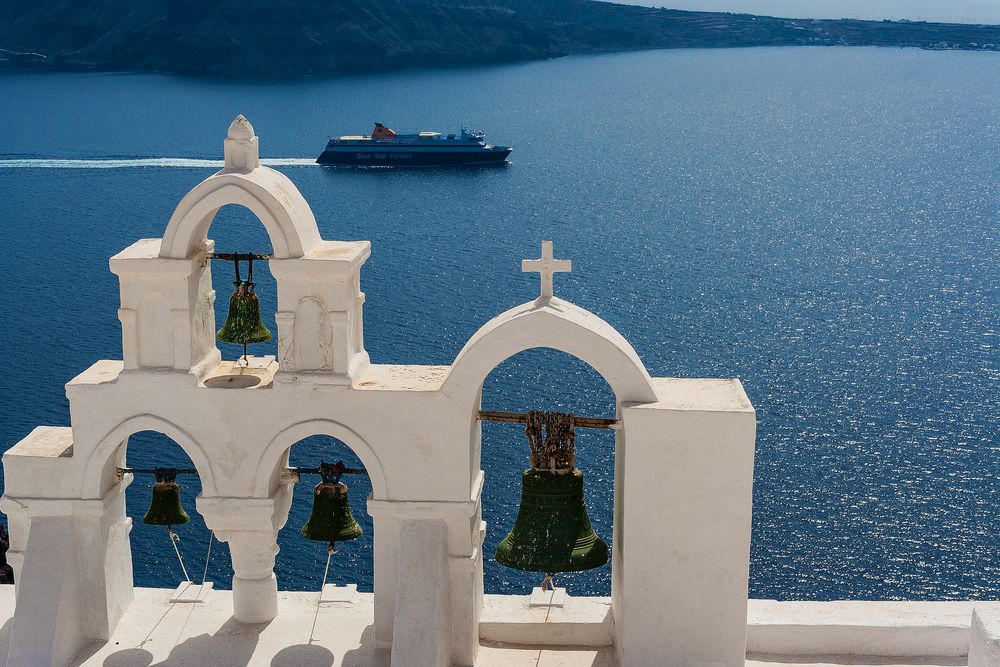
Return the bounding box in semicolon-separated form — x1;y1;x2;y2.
301;479;363;544
142;470;190;527
495;467;609;574
217;280;272;346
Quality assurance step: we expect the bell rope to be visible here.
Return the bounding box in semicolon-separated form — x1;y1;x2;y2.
168;527;191;582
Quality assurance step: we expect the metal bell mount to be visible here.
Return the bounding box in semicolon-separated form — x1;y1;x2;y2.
490;410;611;583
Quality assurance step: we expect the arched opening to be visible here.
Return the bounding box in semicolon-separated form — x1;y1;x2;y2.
207;204;279;364
120;431;228;589
274;435;375;593
479;348;617;596
159;171;321;261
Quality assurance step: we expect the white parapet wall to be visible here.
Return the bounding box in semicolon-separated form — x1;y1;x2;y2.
748;600;977;659
971;605;1000;667
480;594;613;646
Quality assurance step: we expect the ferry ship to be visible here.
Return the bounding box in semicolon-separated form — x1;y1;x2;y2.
316;123;511;166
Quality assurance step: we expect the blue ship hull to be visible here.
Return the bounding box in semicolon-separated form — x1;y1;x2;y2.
316;147;511;166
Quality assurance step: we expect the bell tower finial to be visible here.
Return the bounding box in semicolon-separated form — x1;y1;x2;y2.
224;114;260;172
522;240;571;301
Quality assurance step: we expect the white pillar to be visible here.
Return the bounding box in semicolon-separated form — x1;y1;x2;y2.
370;512;399;648
197;491;290;624
616;378;756;667
971;605;1000;667
1;487;133;667
6;514;82;667
391;519;450;667
448;520;485;667
109;240;218;374
368;487;482;665
0;498;28;598
75;482;135;640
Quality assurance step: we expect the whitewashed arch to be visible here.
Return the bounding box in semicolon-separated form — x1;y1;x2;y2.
82;413;217;498
159;168;322;260
254;419;389;499
442;297;659;406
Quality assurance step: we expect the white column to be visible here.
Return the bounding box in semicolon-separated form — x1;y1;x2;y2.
6;514;82;667
0;498;28;598
1;486;133;667
368;487;482;665
197;491;291;624
449;519;485;667
391;519;450;667
616;378;756;667
370;513;399;648
75;481;135;640
971;605;1000;667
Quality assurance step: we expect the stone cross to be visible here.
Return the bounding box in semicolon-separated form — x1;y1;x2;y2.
522;240;571;300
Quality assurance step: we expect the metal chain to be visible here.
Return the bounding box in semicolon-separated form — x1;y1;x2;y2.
526;411;575;470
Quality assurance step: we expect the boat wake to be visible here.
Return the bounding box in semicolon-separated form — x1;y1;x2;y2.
0;157;318;169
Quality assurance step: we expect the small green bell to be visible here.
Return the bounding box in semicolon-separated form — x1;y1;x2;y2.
301;468;363;544
495;467;609;574
217;257;271;351
217;280;272;346
143;469;191;527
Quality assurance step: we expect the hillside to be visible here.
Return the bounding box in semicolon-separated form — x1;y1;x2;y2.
1;0;998;77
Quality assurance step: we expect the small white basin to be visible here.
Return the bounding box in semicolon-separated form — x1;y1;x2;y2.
204;374;262;389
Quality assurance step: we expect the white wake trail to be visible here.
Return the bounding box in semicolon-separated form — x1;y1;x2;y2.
0;157;318;169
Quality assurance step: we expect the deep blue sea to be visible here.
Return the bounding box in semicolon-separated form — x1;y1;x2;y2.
0;46;997;600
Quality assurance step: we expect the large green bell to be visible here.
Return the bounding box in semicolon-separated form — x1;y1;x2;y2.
142;470;190;527
217;280;272;346
495;467;609;574
301;480;363;544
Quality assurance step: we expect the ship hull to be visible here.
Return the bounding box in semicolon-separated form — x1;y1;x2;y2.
316;148;511;166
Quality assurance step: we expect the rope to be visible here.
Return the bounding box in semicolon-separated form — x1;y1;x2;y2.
200;532;214;586
167;527;191;582
309;545;335;644
320;543;335;595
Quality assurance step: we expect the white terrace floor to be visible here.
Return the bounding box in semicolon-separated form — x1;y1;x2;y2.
0;586;971;667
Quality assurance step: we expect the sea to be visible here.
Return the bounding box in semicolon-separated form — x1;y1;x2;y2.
0;46;997;600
